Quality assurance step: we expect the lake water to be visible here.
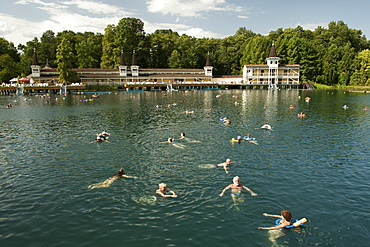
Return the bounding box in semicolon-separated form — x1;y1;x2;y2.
0;89;369;246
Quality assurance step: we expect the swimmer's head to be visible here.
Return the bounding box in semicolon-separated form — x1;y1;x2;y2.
280;210;292;221
181;133;185;136
159;183;166;188
118;168;125;175
237;136;242;140
226;158;231;164
233;176;240;185
168;138;173;142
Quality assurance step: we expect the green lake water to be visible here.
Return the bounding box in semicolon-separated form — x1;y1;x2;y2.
0;89;369;246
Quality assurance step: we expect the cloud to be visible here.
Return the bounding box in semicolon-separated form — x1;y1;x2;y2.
147;0;244;17
2;0;134;45
61;0;133;15
237;15;249;19
296;22;329;31
144;21;222;38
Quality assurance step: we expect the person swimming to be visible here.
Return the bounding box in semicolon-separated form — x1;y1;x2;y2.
89;134;110;143
260;124;272;130
161;138;186;149
216;158;232;173
88;168;137;189
258;210;293;230
219;176;257;203
155;183;177;198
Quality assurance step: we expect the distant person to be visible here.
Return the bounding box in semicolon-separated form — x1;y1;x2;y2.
90;135;109;143
217;158;232;173
155;183;177;198
179;133;186;139
219;176;257;203
244;133;255;141
98;131;110;140
161;138;186;148
260;124;272;130
88;168;137;189
258;210;292;230
297;112;306;118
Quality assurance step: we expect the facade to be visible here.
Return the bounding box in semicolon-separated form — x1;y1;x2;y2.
31;51;214;86
242;43;300;88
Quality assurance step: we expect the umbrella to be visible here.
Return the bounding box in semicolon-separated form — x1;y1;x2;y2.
19;77;30;81
9;77;18;82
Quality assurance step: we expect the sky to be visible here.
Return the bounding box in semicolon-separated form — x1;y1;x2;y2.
1;0;370;46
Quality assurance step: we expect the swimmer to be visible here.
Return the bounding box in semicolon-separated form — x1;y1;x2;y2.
297;112;306;118
161;138;186;149
88;168;137;189
179;133;186;139
217;158;232;174
305;97;311;103
289;105;294;109
364;107;369;111
90;135;110;143
155;183;177;198
342;105;349;109
244;133;255;141
258;210;292;230
244;134;258;145
219;176;257;203
185;111;194;114
260;124;272;130
231;136;243;143
221;117;231;124
98;131;110;140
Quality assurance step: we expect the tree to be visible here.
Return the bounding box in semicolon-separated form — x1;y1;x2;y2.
101;25;116;68
350;49;370;86
148;29;180;68
76;34;103;68
114;18;146;67
0;54;18;82
168;50;182;68
56;38;79;84
0;38;20;81
39;30;58;68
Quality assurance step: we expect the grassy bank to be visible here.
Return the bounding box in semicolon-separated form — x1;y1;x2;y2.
314;83;370;91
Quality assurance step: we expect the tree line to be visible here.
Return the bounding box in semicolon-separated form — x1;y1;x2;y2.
1;18;370;85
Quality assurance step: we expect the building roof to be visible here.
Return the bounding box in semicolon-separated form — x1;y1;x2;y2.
131;51;137;66
205;54;212;66
32;50;39;65
269;43;277;58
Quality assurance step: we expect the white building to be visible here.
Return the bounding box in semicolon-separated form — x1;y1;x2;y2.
242;43;300;89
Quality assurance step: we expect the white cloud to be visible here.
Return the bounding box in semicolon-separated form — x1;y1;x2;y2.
181;27;222;38
61;0;132;15
2;0;134;45
237;15;249;19
296;22;328;31
147;0;243;17
144;21;222;38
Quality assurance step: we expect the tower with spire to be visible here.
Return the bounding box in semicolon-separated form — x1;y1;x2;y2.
130;50;139;77
30;48;41;78
119;50;127;76
204;52;213;77
266;41;279;86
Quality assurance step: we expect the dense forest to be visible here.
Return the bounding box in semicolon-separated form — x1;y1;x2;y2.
1;18;370;86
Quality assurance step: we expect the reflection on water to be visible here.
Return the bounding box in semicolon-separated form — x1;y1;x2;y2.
0;90;369;246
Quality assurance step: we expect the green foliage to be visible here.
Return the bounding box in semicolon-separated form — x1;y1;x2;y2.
350;49;370;86
56;38;79;84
